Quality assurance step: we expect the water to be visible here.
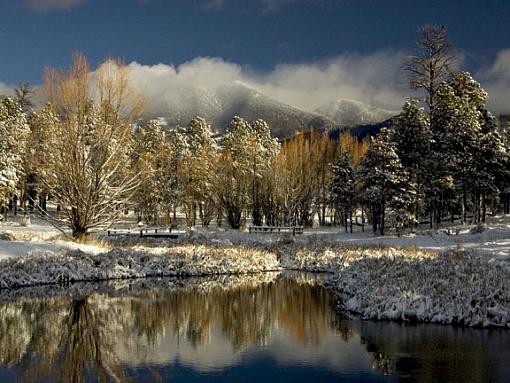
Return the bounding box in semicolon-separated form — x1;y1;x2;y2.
0;272;508;382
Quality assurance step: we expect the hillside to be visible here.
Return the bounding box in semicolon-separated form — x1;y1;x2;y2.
144;82;338;139
315;99;396;127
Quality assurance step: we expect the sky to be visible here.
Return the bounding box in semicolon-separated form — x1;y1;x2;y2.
0;0;509;113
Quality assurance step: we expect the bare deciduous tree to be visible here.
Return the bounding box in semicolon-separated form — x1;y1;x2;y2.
38;54;144;238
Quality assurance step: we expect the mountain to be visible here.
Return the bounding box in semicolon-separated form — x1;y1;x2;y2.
314;98;397;127
329;117;397;142
142;83;398;139
144;82;337;139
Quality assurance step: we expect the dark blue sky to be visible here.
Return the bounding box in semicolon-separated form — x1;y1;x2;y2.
0;0;509;85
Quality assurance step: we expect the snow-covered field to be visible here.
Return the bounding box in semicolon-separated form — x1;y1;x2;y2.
0;215;509;328
281;246;510;327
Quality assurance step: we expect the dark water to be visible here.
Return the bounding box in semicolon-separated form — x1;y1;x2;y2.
0;273;509;383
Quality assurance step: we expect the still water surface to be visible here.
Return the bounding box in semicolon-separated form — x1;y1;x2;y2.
0;272;508;382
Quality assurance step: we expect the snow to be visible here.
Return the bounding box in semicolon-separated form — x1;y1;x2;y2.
0;215;509;328
0;245;280;289
282;246;510;327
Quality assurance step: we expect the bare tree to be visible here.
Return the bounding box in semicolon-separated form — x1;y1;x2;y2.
38;54;144;238
404;25;455;111
14;83;33;112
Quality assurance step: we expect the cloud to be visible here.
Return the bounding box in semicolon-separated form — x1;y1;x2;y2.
0;82;14;97
23;0;88;12
122;50;410;119
476;49;510;115
253;51;408;111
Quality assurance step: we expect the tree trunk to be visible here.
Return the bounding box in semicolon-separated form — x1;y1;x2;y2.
380;198;385;236
461;190;466;225
71;208;88;239
13;194;18;216
361;206;365;233
481;192;486;223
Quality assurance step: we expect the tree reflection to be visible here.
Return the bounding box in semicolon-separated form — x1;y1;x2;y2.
17;298;129;383
0;274;349;382
357;320;510;382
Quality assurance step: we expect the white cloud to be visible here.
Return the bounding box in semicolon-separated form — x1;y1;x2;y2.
23;0;88;12
253;51;408;111
0;82;14;97
476;49;510;115
122;49;510;117
123;51;410;117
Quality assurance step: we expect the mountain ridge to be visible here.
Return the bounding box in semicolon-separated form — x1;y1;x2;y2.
142;82;396;139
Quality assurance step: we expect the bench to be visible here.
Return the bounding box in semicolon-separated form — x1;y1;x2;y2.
107;227;179;238
248;226;304;236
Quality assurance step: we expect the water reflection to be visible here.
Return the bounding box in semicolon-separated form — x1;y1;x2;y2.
0;273;365;382
0;274;509;382
355;320;510;382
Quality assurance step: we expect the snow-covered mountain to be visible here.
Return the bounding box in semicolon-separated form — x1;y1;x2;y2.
314;98;397;127
143;83;395;139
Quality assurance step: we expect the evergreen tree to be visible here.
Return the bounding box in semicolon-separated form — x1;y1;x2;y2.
475;109;509;221
179;116;219;228
358;128;413;235
432;72;488;224
132;120;169;224
393;100;433;225
0;97;29;218
218;116;251;229
404;25;455;111
218;116;278;229
246;119;279;226
329;152;357;233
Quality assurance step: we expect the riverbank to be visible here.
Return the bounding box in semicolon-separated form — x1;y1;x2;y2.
1;217;510;328
283;246;510;328
0;245;280;289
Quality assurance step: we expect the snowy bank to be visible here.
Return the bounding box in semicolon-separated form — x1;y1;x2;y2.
282;246;510;328
2;229;510;328
0;245;280;289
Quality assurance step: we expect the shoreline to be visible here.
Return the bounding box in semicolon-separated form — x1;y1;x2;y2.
0;241;509;329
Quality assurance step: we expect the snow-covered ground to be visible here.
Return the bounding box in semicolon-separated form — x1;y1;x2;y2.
1;215;509;328
281;246;510;327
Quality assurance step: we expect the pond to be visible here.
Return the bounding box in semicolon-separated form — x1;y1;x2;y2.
0;272;508;382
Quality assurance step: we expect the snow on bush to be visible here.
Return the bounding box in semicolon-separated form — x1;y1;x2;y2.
279;244;510;327
2;236;510;328
326;249;510;328
0;245;280;289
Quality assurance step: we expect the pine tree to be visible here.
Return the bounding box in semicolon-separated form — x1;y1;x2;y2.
432;72;488;224
218;116;251;229
404;25;455;111
330;152;357;233
0;97;29;218
132;120;169;224
393;100;433;225
475;109;509;221
246;119;279;226
358;128;413;235
179;116;219;228
218;116;278;229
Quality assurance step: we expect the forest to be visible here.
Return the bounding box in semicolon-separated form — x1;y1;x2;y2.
0;26;509;238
